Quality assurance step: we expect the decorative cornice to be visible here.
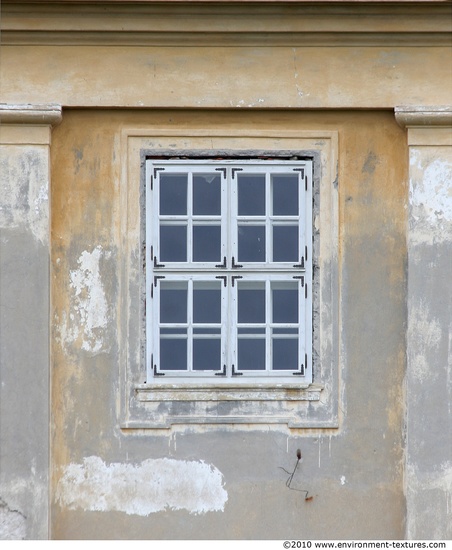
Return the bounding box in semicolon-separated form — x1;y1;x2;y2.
0;104;63;126
2;31;450;48
2;1;451;47
395;106;452;128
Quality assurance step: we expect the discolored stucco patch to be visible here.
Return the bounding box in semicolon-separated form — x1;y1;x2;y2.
56;456;228;516
408;301;442;383
0;145;49;244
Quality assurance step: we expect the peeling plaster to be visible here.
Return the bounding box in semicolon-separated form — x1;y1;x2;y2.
0;498;26;540
56;456;228;516
57;246;110;354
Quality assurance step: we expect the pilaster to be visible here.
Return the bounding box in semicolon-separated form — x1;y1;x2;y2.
395;105;452;539
0;104;62;539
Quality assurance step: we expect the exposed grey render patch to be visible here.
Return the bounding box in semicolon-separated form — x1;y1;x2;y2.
56;456;228;516
0;498;26;540
406;462;452;540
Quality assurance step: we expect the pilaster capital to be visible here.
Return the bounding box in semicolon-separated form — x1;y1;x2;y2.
395;106;452;128
0;103;62;126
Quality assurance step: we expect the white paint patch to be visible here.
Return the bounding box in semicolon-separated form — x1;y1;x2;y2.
412;157;452;224
409;150;452;245
56;456;228;516
57;246;110;354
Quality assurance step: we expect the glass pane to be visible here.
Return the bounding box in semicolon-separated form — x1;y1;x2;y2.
272;327;298;335
238;225;265;262
160;225;187;262
193;339;221;371
160;328;187;335
193;328;221;334
160;282;187;324
272;175;299;216
159;173;187;215
272;283;298;324
272;338;298;371
238;282;266;324
193;225;221;262
238;327;266;334
160;338;187;370
193;174;221;215
237;338;266;370
273;225;298;262
193;282;221;324
238;174;265;216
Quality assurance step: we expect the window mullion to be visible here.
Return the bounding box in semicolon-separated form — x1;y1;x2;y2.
230;272;237;376
154;169;161;264
187;278;193;372
188;171;193;264
266;278;271;372
222;168;229;268
230;168;237;267
300;169;306;262
299;275;306;375
266;171;272;265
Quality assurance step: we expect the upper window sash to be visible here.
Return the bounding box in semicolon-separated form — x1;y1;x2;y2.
147;160;312;270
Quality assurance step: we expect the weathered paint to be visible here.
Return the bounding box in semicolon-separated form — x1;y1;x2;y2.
56;456;228;516
57;246;111;354
2;1;450;540
1;0;451;111
405;142;452;539
49;109;407;539
0;145;49;244
0;112;59;540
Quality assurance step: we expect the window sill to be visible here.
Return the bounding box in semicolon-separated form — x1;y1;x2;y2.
120;383;324;429
135;382;322;402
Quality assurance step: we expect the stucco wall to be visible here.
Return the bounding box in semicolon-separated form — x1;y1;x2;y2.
0;116;60;540
1;2;449;539
50;109;408;539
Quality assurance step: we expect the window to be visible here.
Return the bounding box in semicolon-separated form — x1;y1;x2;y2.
146;159;313;383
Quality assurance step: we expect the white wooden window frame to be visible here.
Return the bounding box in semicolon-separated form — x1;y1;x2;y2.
146;159;313;384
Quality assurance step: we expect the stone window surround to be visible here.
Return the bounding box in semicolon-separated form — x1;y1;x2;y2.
118;128;340;430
